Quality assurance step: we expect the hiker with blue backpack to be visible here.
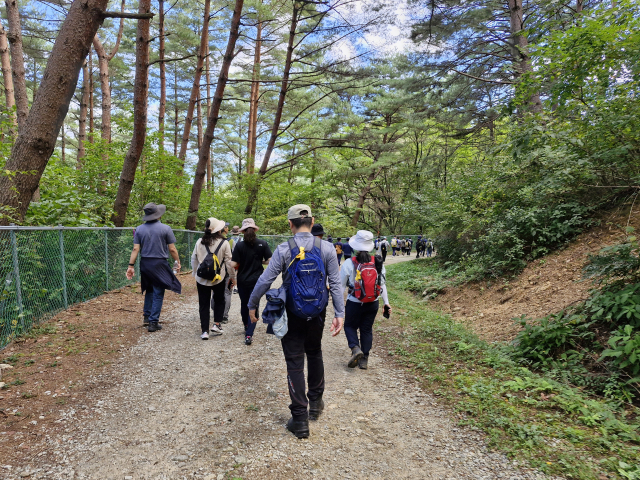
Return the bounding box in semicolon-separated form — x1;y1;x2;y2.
191;218;237;340
340;230;392;370
247;204;344;439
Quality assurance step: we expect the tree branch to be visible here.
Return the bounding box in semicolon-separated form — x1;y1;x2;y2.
102;12;155;19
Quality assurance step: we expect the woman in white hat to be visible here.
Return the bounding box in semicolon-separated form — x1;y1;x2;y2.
230;218;272;345
191;218;237;339
340;230;392;369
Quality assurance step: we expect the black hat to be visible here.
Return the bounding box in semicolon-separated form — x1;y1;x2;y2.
311;223;325;237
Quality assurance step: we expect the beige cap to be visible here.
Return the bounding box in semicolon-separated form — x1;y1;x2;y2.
287;204;312;220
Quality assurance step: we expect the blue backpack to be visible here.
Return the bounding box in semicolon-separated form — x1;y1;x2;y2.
285;237;329;319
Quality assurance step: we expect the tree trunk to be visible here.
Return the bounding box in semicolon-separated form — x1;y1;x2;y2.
158;0;166;147
5;0;28;131
244;4;299;214
185;0;244;230
205;42;212;188
77;59;89;166
0;0;110;225
576;0;583;13
246;19;261;175
89;48;94;140
507;0;541;113
199;90;208;188
0;19;16;128
173;65;178;156
178;0;211;163
351;167;379;227
111;0;151;227
92;36;112;142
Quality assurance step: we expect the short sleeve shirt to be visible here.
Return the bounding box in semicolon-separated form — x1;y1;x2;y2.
133;220;176;259
231;239;273;285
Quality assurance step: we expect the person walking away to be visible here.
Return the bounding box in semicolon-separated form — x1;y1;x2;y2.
399;238;406;255
406;238;412;255
327;234;333;244
192;218;237;339
229;225;242;251
231;218;272;345
391;236;398;256
340;230;391;369
416;238;424;258
427;239;434;257
334;237;343;265
311;223;326;240
211;222;233;324
126;203;182;332
248;205;344;439
341;237;353;259
378;237;389;263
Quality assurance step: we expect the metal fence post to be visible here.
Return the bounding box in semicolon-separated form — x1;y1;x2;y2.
9;224;24;327
187;232;192;266
104;230;109;291
58;225;68;309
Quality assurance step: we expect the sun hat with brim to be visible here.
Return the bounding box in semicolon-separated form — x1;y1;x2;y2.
143;202;166;221
349;230;374;252
206;217;226;234
239;218;259;232
311;223;325;237
231;226;240;234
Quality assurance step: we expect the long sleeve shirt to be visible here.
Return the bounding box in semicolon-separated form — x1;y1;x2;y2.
190;238;237;286
247;232;345;318
340;257;390;305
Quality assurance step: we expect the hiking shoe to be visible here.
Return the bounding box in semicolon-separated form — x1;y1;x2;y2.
348;346;363;368
212;324;223;334
358;355;369;370
286;417;309;439
143;315;149;326
148;322;161;332
245;336;252;345
201;332;209;340
309;396;324;421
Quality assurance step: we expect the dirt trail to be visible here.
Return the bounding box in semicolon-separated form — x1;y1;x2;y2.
3;254;551;480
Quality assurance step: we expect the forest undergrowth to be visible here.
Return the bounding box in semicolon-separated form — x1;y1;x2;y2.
383;260;640;479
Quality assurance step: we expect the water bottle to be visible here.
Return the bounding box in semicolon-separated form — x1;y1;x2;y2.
173;260;179;275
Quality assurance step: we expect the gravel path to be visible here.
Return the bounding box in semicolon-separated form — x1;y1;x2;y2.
8;255;553;480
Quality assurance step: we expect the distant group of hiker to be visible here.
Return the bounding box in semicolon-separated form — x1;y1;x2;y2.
126;202;392;439
329;234;435;265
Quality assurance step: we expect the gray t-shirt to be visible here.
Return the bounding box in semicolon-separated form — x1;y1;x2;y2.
133;220;177;259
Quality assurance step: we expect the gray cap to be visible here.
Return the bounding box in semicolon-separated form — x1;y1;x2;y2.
287;204;312;220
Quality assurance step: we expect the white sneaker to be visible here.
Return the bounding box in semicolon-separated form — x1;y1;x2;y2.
212;324;223;334
201;332;209;340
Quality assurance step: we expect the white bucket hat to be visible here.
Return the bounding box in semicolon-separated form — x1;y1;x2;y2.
349;230;374;252
205;217;226;234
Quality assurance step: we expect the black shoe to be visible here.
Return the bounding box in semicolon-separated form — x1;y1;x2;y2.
245;336;252;345
286;417;309;439
348;346;363;368
359;355;369;370
148;322;161;332
143;315;149;326
309;396;324;421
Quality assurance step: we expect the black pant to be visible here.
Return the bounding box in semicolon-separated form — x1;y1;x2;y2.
381;250;387;262
197;281;226;333
281;308;325;420
344;299;379;356
237;281;259;336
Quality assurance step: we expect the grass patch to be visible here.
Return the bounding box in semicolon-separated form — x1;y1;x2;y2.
383;260;640;479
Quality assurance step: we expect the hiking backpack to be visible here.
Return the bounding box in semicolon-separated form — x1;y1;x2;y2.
196;240;224;281
381;242;387;253
350;255;382;303
286;237;329;318
335;243;343;255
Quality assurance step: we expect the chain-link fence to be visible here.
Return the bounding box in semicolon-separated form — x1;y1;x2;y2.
0;228;425;349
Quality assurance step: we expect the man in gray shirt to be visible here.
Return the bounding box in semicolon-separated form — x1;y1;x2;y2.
248;204;344;439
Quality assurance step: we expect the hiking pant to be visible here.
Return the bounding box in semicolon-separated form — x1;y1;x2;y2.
237;281;259;337
344;299;379;356
336;253;343;265
143;284;165;323
210;274;232;321
392;247;397;256
281;308;325;421
381;250;387;263
198;281;226;333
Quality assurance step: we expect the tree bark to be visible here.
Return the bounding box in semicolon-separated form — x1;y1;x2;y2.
205;42;212;188
178;0;211;164
244;4;299;214
0;0;110;225
507;0;541;113
351;166;380;227
576;0;583;13
111;0;151;227
246;19;261;175
173;65;178;156
77;59;89;166
5;0;28;131
185;0;244;230
0;19;16;128
92;36;112;142
89;48;94;140
158;0;166;147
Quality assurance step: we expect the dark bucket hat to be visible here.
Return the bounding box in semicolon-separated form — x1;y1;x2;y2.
143;202;166;221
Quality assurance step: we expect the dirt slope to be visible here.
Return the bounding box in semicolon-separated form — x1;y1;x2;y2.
432;205;640;341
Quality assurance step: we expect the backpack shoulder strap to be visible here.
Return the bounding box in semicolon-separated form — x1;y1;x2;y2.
313;236;322;253
204;243;212;255
287;238;299;257
213;239;224;256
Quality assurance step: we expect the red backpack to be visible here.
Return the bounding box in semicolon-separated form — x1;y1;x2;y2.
350;256;382;302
